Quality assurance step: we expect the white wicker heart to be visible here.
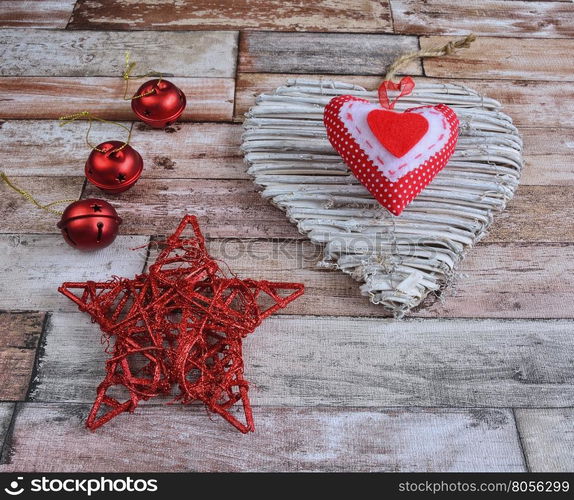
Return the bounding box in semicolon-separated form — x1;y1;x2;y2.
242;79;522;317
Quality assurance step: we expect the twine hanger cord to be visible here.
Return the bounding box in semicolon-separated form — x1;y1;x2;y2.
384;33;476;82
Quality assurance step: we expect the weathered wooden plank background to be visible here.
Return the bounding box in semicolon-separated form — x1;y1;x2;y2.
0;0;572;473
67;0;393;33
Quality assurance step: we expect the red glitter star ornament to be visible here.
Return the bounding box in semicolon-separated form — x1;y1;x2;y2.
59;215;304;433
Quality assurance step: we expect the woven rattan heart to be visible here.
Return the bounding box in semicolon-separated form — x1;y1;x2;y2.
242;79;522;317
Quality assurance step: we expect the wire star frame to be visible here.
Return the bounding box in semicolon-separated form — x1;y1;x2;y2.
59;215;304;433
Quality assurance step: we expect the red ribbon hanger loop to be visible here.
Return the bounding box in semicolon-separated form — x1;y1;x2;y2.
378;76;415;110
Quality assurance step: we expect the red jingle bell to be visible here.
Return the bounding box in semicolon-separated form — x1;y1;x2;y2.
85;141;143;193
131;79;186;129
57;199;122;251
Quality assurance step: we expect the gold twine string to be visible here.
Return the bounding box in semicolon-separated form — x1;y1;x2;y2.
384;33;476;82
59;111;132;154
0;172;76;216
122;51;163;100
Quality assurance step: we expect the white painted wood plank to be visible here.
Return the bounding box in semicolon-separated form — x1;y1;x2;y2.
0;404;525;472
33;314;574;408
515;409;574;472
2;121;569;185
0;120;126;176
0;121;245;178
0;235;149;311
0;29;238;77
392;0;574;38
422;36;574;82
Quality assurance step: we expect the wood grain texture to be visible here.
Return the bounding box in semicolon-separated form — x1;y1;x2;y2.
0;312;45;400
421;36;574;81
0;120;131;176
238;32;422;75
0;29;238;77
2;175;572;242
417;243;574;318
234;73;382;120
68;0;392;33
2;121;568;185
0;404;525;472
0;121;244;178
93;183;574;242
515;409;574;472
130;122;246;179
392;0;574;38
487;186;574;243
33;313;574;408
0;176;84;234
151;240;573;319
446;79;574;129
81;178;301;239
0;235;149;311
0;1;76;28
521;128;574;185
0;77;235;121
234;74;574;128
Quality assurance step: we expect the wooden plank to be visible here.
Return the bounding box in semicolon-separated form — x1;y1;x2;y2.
0;1;76;28
0;29;238;77
234;73;574;129
515;409;574;472
33;313;574;408
486;186;574;243
238;32;422;75
0;235;149;311
190;241;574;319
68;0;392;33
445;79;574;129
3;175;572;242
0;121;245;178
392;0;574;38
81;178;301;239
421;36;574;81
0;403;524;472
0;77;235;121
84;182;574;242
0;176;84;234
129;122;246;179
0;312;45;400
234;73;382;120
2;120;568;185
417;243;574;318
521;128;574;185
0;120;129;177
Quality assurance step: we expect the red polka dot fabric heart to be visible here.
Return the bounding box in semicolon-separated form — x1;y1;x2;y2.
324;78;459;216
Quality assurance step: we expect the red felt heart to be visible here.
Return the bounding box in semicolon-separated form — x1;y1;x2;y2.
323;95;459;216
367;109;429;158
